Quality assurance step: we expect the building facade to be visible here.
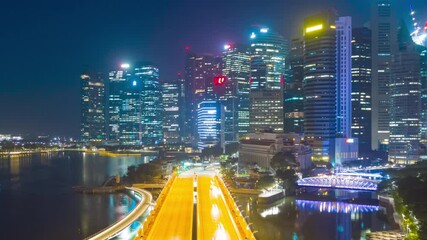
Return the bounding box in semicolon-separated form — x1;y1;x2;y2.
336;16;352;138
161;80;180;146
107;63;162;147
80;72;106;145
135;64;162;146
184;50;222;145
303;12;338;140
221;43;251;141
249;27;287;133
239;133;312;170
389;27;421;164
371;0;398;151
197;101;224;150
284;39;304;133
352;28;372;152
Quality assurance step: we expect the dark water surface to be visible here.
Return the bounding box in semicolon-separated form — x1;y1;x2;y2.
0;152;154;240
235;192;391;240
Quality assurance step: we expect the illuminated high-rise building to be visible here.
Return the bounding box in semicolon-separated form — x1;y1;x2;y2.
80;72;106;145
161;80;180;146
351;28;372;152
303;12;354;164
284;39;304;133
107;63;162;146
389;24;421;164
184;49;221;145
371;0;398;151
135;64;162;146
420;48;427;147
107;64;131;143
249;27;287;133
336;16;352;138
221;43;251;141
197;101;224;150
303;12;338;140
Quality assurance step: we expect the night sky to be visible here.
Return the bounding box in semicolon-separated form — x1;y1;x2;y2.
0;0;425;137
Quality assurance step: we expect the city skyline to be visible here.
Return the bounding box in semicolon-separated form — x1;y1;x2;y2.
1;0;426;136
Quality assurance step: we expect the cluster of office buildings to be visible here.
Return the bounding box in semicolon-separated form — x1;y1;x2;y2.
81;0;427;167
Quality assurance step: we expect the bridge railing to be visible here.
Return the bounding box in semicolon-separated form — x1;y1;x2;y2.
215;175;256;240
134;173;177;239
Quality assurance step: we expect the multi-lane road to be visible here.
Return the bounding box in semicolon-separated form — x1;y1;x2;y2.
145;177;194;240
197;175;243;240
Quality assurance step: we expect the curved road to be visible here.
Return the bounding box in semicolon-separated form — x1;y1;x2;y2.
86;187;153;240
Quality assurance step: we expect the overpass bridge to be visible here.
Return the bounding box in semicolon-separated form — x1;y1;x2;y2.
296;175;379;191
134;174;255;240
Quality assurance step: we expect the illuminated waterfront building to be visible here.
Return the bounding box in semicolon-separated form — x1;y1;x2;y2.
161;80;180;146
303;12;354;163
351;28;372;152
135;64;162;146
249;27;287;133
197;101;224;150
389;25;421;164
80;72;106;145
221;43;251;141
284;39;304;133
107;65;131;144
107;63;162;146
371;0;398;151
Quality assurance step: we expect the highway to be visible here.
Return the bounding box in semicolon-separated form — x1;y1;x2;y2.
145;176;194;240
197;175;243;240
86;187;152;240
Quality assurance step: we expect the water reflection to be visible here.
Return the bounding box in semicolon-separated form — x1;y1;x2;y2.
296;200;380;213
235;194;390;240
0;152;155;240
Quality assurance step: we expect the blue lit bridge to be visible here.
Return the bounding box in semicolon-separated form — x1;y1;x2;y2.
296;175;379;191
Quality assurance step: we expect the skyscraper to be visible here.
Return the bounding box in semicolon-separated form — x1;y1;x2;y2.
80;72;106;145
249;27;287;133
107;65;131;143
352;28;372;152
161;80;180;146
221;43;251;140
336;16;352;138
284;39;304;133
389;24;421;164
107;63;162;146
197;101;224;150
303;12;354;164
303;12;337;140
371;0;398;151
184;50;222;145
420;48;427;148
135;64;162;146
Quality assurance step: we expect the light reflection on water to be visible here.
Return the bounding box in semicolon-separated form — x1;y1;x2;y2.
235;194;391;240
0;152;155;240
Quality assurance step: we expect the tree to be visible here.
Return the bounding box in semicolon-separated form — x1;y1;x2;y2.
276;168;298;194
270;151;296;170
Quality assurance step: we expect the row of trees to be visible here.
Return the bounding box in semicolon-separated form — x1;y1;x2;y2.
125;162;163;183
